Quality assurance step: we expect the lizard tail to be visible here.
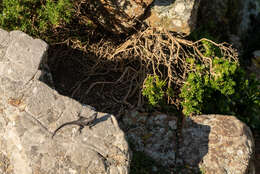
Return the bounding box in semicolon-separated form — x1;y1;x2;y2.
52;123;70;138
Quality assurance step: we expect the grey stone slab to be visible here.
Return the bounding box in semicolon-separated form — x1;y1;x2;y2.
0;28;131;174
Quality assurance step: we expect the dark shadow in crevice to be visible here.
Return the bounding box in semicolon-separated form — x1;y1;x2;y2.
42;42;140;118
176;117;210;173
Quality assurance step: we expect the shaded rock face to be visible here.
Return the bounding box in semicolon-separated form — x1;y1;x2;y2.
122;110;178;167
145;0;200;34
179;115;255;174
197;0;259;38
0;29;130;174
123;111;255;173
85;0;153;35
84;0;200;35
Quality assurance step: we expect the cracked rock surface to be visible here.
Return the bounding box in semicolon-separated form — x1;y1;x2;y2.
0;29;130;174
179;115;255;174
123;110;255;174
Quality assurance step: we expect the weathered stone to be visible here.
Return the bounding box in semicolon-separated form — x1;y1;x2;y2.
0;30;48;88
122;110;178;167
0;29;131;174
85;0;153;35
179;115;255;174
145;0;200;34
122;110;256;173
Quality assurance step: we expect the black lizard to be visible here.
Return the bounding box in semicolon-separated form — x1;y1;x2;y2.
52;112;97;138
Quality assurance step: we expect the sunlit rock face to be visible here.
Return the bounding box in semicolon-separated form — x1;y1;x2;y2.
145;0;200;34
0;28;131;174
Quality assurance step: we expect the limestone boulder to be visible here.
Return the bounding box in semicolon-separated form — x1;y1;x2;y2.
179;115;255;174
0;29;131;174
145;0;200;34
122;111;255;173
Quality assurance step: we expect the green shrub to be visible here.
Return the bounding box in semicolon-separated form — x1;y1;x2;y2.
140;32;259;129
180;56;260;129
201;40;222;58
179;37;260;129
142;75;167;107
0;0;74;37
37;0;73;32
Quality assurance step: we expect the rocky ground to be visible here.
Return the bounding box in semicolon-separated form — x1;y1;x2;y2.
45;2;260;173
47;42;260;174
0;0;259;173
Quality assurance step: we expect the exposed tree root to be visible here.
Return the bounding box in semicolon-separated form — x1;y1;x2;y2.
49;27;238;116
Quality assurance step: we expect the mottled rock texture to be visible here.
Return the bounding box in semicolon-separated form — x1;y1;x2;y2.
0;29;130;174
179;115;255;174
145;0;200;34
123;111;255;173
122;110;178;166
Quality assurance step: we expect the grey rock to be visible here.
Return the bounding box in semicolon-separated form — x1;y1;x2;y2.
179;115;255;174
122;110;178;166
123;110;255;173
0;29;130;174
1;30;48;86
145;0;200;34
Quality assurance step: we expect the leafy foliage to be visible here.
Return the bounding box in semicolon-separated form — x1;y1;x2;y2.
142;75;167;107
201;40;222;58
141;39;260;129
180;42;260;129
0;0;74;37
